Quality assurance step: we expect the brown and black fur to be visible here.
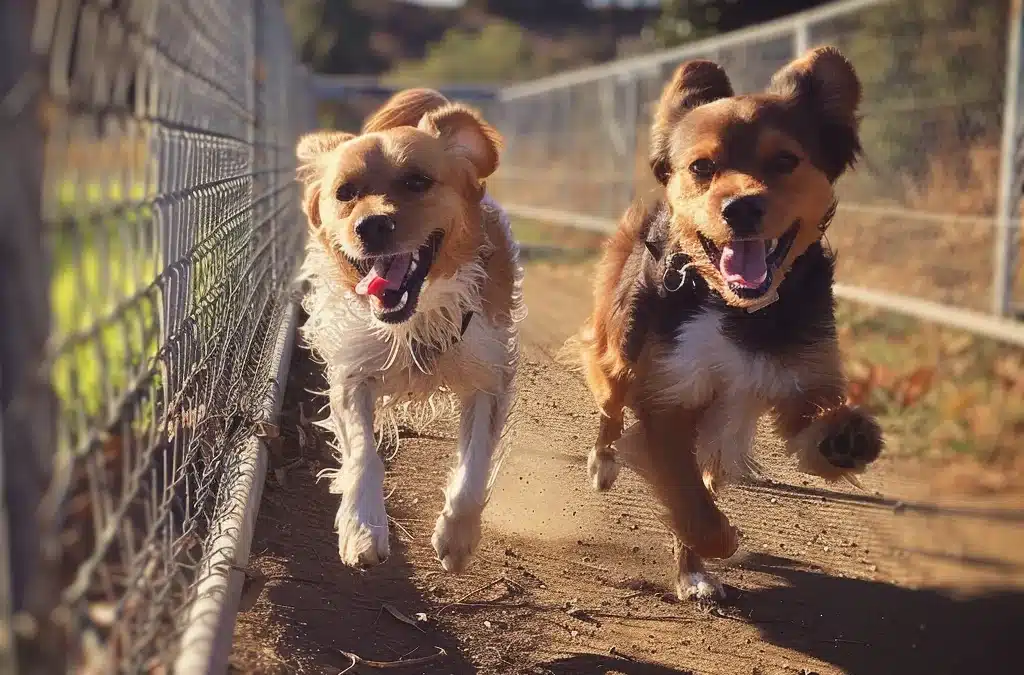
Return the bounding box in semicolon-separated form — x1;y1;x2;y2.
578;46;883;600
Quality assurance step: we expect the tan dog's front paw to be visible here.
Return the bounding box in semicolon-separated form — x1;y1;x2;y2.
677;571;726;601
335;497;390;567
431;510;482;574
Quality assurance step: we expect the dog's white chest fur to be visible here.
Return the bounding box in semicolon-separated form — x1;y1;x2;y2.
652;308;804;479
655;308;802;407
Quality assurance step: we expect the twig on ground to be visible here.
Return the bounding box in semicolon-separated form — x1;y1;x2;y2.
437;577;521;614
333;646;448;673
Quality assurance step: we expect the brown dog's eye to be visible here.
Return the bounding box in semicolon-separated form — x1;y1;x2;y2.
688;158;717;181
402;173;434;194
768;151;800;175
336;182;358;202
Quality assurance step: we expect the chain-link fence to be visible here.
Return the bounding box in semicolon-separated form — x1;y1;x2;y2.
1;0;313;671
488;0;1024;331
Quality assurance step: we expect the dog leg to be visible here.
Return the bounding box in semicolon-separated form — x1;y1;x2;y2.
674;534;725;601
329;379;390;567
624;408;739;600
588;409;623;491
773;387;883;482
432;385;510;573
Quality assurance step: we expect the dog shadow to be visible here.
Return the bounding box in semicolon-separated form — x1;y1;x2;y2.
732;552;1023;675
540;653;693;674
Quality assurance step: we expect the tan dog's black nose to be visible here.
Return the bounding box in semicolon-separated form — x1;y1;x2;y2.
354;214;395;253
721;195;765;236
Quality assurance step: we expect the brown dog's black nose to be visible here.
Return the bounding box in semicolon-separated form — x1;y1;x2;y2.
354;214;395;253
721;195;766;236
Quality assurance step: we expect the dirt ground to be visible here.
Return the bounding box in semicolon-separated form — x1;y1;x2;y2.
231;259;1024;675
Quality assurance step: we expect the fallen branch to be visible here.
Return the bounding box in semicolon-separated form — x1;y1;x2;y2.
335;647;448;673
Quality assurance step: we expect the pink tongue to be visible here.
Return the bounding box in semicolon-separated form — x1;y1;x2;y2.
720;240;768;288
355;254;412;298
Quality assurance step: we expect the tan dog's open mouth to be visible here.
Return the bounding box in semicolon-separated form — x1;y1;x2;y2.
698;221;798;299
348;230;444;323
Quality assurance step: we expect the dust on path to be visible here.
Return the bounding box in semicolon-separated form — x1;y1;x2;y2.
232;261;1024;675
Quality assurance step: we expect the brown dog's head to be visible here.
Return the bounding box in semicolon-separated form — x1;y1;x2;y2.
296;89;502;324
649;46;861;308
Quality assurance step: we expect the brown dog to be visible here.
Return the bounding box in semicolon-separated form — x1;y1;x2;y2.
578;47;883;600
296;89;523;572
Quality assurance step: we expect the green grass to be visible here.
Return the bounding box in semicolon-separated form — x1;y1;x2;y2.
50;177;162;451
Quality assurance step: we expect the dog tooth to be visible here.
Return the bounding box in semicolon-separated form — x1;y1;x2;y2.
409;259;417;273
400;291;409;304
412;250;420;262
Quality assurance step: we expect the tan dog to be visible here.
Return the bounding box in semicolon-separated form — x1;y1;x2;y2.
578;47;883;600
296;89;523;572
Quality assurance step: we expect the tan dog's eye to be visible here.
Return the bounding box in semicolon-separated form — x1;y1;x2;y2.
336;182;358;202
688;158;717;181
767;151;800;175
402;173;434;194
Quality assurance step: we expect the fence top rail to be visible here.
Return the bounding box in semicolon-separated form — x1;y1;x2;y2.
498;0;885;101
312;74;498;102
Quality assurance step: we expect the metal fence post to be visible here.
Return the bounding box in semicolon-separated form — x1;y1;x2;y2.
793;17;810;55
1;1;64;672
622;73;640;208
994;0;1024;317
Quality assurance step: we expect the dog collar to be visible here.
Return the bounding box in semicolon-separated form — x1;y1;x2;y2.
409;309;474;366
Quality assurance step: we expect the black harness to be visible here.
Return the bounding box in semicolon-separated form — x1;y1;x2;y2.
410;309;474;366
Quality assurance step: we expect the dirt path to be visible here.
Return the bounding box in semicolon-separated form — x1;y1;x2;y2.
232;261;1024;675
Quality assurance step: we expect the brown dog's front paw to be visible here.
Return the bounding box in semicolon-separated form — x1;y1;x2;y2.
818;406;883;471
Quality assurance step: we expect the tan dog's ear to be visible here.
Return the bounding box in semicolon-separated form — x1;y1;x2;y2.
650;60;733;185
363;88;450;133
767;46;862;179
295;130;353;226
419;104;503;180
296;130;353;175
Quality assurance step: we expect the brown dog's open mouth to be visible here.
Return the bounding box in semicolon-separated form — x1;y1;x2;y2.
347;230;444;323
698;222;798;299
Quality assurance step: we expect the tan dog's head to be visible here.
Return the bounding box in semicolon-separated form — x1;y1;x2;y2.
296;89;502;324
649;46;862;308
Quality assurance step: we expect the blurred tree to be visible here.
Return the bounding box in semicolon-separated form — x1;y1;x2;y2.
834;0;1007;207
386;19;573;85
651;0;829;49
284;0;383;75
464;1;588;23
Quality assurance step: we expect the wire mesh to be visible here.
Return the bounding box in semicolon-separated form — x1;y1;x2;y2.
488;0;1023;317
1;0;313;671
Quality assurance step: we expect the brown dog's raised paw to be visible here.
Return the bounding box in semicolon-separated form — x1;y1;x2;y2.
818;406;883;471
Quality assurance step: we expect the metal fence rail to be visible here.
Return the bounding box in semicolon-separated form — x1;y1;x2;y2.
485;0;1024;338
0;0;312;671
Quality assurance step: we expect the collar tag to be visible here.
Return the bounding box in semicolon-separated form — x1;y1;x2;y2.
746;290;780;313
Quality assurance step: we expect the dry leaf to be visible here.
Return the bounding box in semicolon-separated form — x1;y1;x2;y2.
897;366;935;409
993;355;1024;392
967;403;1002;440
233;565;268;612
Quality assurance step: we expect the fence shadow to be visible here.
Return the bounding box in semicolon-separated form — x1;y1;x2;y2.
732;552;1023;675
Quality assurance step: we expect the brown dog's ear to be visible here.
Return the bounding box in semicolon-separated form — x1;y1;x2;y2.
768;46;862;179
649;60;734;185
363;88;450;133
295;130;353;226
418;104;503;180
